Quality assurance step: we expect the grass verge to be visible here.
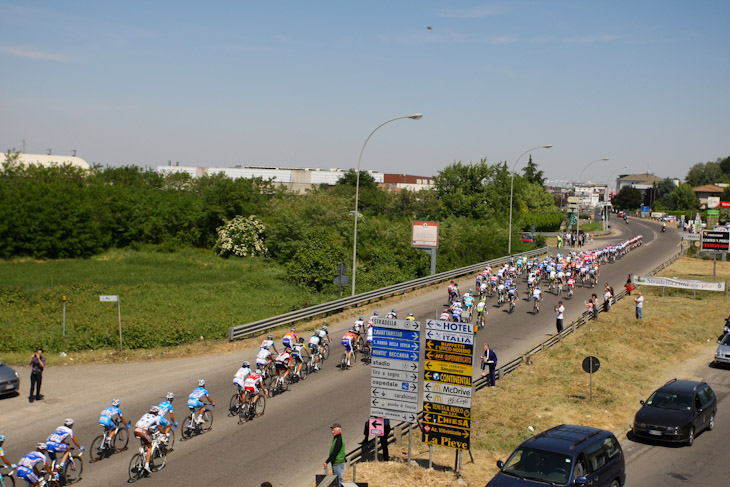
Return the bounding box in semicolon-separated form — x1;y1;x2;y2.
349;257;728;486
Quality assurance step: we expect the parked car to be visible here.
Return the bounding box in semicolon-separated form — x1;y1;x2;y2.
0;360;20;396
520;233;534;243
486;424;625;487
714;333;730;367
632;379;717;446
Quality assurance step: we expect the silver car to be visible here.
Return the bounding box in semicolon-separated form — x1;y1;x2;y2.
0;361;20;396
715;334;730;367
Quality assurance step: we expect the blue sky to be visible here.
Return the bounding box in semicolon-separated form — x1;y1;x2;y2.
1;1;729;184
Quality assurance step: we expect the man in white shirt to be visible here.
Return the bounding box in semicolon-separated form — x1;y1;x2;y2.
554;301;565;333
634;292;644;319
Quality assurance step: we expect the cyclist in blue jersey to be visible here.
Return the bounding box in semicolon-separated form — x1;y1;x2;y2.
157;392;177;439
99;399;129;443
452;306;463;323
46;419;82;467
187;380;215;424
0;434;16;471
16;443;50;487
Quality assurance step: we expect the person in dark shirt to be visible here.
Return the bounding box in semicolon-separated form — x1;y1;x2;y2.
29;348;45;402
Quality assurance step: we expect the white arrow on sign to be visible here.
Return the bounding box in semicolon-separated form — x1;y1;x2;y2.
370;367;419;383
371;388;418;403
371;398;419;413
372;317;420;331
371;358;420;372
371;377;418;392
369;407;418;424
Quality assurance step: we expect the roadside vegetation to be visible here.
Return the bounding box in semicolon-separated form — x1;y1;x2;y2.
350;257;728;487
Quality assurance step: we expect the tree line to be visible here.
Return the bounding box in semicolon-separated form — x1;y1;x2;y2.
1;152;561;293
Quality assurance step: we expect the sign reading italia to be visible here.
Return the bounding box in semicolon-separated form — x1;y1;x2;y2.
421;320;474;450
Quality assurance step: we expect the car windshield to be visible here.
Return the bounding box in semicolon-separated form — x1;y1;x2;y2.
502;447;572;485
646;391;692;411
720;335;730;346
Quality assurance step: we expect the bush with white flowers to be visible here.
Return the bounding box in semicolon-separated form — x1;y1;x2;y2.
214;215;268;257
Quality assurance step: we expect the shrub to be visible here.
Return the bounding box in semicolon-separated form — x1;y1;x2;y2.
214;215;268;258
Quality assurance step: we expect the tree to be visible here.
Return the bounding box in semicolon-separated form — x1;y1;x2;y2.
433;159;512;220
669;183;699;211
686;161;725;186
722;186;730;202
720;156;730;176
522;155;545;187
613;186;643;210
287;231;346;292
336;169;377;189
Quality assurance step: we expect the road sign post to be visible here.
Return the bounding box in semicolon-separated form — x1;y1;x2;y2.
582;356;600;401
422;320;474;451
99;295;122;353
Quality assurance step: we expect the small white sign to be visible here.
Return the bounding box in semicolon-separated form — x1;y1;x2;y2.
99;295;119;302
633;275;725;291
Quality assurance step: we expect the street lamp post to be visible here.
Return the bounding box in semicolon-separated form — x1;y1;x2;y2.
508;145;553;254
575;158;609;238
351;113;423;296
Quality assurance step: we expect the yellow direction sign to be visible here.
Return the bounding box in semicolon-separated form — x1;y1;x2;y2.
425;350;472;365
425;340;472;356
423;401;471;418
425;359;471;377
423;412;471;429
423;371;472;387
422;424;470;450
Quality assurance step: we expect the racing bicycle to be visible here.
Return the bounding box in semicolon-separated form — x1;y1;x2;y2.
0;466;15;487
50;446;84;485
237;389;266;423
128;431;168;482
181;404;214;440
340;347;358;370
90;421;130;462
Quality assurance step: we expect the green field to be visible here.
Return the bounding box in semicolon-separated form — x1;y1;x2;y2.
0;248;330;354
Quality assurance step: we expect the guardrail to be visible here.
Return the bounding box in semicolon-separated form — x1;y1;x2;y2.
344;250;682;469
229;247;548;341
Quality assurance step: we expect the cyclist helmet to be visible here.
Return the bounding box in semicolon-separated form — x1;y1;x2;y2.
150;406;160;414
443;309;449;313
286;347;292;353
290;327;296;332
359;316;364;321
111;398;121;407
198;379;206;387
166;392;175;400
0;434;4;443
36;443;47;451
63;418;74;427
408;312;414;316
391;308;396;313
256;369;262;375
298;337;304;343
267;334;274;340
373;311;379;316
242;361;250;367
322;325;328;331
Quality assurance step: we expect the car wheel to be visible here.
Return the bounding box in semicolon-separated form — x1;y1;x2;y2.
687;427;695;446
708;413;715;431
610;480;620;487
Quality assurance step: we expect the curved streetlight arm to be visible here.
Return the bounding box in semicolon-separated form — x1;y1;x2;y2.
352;114;423;296
508;144;552;254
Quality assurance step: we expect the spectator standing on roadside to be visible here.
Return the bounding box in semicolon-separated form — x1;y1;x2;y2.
591;294;599;320
584;298;594;317
481;344;497;387
28;348;45;403
625;274;634;295
554;301;565;333
635;292;644;319
324;423;346;487
603;285;612;312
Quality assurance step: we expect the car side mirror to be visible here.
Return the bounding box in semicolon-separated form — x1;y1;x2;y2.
640;400;645;405
496;460;504;469
574;476;589;486
718;340;722;344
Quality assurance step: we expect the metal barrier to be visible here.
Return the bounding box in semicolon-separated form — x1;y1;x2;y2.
228;247;548;341
343;250;682;467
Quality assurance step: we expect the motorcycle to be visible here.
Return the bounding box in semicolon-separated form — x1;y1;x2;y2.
661;227;666;233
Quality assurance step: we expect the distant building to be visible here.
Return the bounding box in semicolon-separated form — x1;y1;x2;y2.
156;164;384;194
615;173;673;191
382;173;434;191
572;182;609;208
692;183;727;208
3;153;90;170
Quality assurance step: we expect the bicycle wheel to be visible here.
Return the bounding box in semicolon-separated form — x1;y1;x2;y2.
263;368;275;390
114;427;129;453
181;415;195;440
128;452;145;482
322;343;330;361
340;353;347;370
1;472;16;487
229;392;241;416
90;435;106;462
150;445;166;472
202;409;214;433
238;400;251;423
299;363;308;380
254;395;266;417
62;454;83;484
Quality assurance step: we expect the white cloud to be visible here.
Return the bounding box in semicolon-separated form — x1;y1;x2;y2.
0;46;69;62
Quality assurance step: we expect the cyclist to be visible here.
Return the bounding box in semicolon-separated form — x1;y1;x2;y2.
567;274;576;298
367;311;379;327
46;419;82;468
452;305;463;323
282;328;298;349
308;332;322;371
157;392;176;440
99;399;129;443
342;329;358;368
463;293;474;315
475;298;487;326
386;308;397;319
0;434;16;471
274;348;293;383
233;361;252;402
532;286;543;313
291;337;310;378
405;312;415;321
447;281;457;302
508;285;519;308
134;406;162;473
187;379;215;424
16;443;50;487
243;369;267;417
255;346;273;374
260;333;278;356
439;308;450;320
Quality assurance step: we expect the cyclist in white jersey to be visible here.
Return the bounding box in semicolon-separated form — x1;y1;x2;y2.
386;308;397;319
46;419;82;467
532;286;543;312
256;347;272;370
260;334;278;355
233;361;252;399
308;333;322;370
134;406;161;473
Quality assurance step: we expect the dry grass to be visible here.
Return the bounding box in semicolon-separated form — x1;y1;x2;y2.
350;257;727;486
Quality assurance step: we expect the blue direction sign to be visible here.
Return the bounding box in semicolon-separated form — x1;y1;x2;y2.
372;337;420;352
371;348;419;361
372;328;419;341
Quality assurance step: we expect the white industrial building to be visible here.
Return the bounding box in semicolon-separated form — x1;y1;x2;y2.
3;153;91;170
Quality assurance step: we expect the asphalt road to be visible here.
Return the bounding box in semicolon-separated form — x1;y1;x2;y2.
623;350;730;486
0;217;681;486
